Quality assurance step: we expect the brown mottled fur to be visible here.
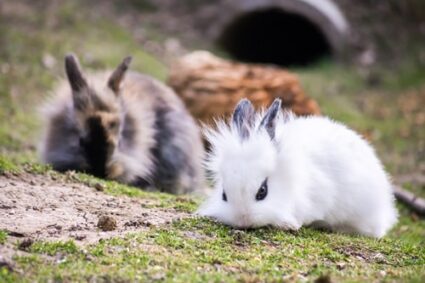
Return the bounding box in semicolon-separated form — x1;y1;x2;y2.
39;55;204;194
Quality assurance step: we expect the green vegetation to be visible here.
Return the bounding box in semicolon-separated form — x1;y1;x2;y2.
0;155;19;174
0;0;424;282
64;171;196;212
1;157;423;281
29;240;79;256
0;231;8;244
1;215;424;282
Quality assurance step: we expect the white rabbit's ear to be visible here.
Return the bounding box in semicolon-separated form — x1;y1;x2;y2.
259;98;282;139
232;98;255;140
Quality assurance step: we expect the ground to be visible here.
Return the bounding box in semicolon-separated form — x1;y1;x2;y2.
0;0;424;282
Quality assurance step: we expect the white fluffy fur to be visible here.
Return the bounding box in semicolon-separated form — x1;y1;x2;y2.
198;109;398;238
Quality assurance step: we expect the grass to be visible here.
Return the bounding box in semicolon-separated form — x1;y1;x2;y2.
29;240;79;256
0;155;424;282
0;156;19;174
0;231;7;244
1;215;424;282
63;171;197;212
0;0;424;282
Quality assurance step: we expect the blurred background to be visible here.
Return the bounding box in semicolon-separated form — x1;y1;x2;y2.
0;0;424;199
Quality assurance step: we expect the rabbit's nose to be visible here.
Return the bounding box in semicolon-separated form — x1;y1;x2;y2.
238;214;251;228
107;136;118;146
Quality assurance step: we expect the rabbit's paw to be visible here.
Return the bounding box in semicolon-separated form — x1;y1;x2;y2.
107;161;125;179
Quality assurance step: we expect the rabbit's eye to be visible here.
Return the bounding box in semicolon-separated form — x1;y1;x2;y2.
222;191;227;202
256;179;268;201
109;121;118;129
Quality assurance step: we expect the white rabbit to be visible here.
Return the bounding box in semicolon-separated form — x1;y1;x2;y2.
197;98;398;238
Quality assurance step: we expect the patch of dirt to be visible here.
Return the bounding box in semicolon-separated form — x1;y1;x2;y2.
0;173;189;245
0;240;59;275
1;243;27;273
334;245;387;264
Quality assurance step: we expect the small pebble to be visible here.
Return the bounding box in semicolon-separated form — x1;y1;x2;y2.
72;234;87;241
314;274;332;283
3;172;12;178
97;215;117;231
18;238;34;251
94;183;105;192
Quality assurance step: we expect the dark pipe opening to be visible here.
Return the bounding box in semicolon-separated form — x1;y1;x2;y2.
218;8;333;67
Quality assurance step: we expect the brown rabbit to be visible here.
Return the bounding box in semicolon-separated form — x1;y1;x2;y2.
39;54;204;194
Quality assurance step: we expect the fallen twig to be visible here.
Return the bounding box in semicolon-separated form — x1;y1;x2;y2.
393;185;425;216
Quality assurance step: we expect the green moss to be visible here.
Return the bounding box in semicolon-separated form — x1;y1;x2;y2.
14;255;41;265
10;211;424;282
0;267;17;283
0;156;20;174
23;162;52;175
30;240;79;256
0;230;8;244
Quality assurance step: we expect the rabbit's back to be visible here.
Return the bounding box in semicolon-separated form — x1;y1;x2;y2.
277;116;397;237
119;72;204;193
278;117;384;176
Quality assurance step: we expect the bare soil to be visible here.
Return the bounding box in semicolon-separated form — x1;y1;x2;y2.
0;173;189;245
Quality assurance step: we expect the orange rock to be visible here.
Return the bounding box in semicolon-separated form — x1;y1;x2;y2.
168;51;320;125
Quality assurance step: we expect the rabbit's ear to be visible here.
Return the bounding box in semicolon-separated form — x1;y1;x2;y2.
108;56;132;93
65;54;90;111
65;54;88;92
232;98;255;140
259;98;281;139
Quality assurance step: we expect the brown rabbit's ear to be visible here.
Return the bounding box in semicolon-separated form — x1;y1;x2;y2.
232;98;255;140
65;54;90;111
65;54;88;92
259;98;281;140
108;56;132;93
